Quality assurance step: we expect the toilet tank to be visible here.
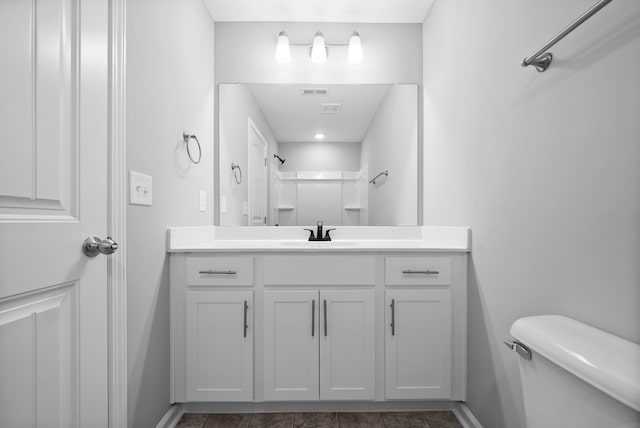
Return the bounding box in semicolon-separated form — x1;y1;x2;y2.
509;315;640;428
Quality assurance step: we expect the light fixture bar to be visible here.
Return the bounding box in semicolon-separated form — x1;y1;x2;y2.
275;30;363;64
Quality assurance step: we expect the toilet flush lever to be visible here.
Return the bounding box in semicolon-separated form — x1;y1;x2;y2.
504;340;532;360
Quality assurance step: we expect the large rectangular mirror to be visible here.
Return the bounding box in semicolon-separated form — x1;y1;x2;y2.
218;83;418;226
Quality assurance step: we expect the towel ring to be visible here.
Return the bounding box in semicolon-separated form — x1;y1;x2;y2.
182;132;202;164
231;163;242;184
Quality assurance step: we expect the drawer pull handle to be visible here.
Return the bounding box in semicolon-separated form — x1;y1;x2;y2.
311;300;316;337
243;301;248;338
390;299;395;336
199;270;237;275
324;299;328;337
402;269;439;275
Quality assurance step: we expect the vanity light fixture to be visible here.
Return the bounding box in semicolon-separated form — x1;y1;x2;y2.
275;30;363;64
347;31;363;64
310;32;327;64
275;31;291;63
314;132;326;140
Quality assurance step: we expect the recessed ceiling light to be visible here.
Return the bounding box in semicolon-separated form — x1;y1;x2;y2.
314;133;325;140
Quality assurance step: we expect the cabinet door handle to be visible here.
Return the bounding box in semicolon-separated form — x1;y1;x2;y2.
199;270;237;275
311;300;315;337
243;300;248;338
390;299;395;336
402;269;439;275
323;299;328;337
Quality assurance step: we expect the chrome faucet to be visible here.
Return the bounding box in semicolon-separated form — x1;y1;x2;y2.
304;221;335;241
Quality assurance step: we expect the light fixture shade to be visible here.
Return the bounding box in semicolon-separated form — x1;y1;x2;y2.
310;31;327;64
314;132;325;140
275;30;291;63
347;31;363;64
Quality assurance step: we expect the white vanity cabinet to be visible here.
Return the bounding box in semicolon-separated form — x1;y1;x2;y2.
171;255;255;403
385;289;452;399
170;246;467;407
384;256;454;399
186;290;253;401
263;289;375;401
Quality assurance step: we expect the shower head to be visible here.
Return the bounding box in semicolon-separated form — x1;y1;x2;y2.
274;154;286;165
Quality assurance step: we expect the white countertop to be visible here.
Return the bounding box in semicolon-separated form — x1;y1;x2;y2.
167;226;471;253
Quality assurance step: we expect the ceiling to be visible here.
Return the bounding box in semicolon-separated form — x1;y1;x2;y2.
203;0;435;23
246;84;391;143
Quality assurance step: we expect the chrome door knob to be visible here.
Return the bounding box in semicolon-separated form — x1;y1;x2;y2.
83;236;119;257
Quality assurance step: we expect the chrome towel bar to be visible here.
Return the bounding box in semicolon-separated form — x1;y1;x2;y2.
522;0;613;72
369;170;388;185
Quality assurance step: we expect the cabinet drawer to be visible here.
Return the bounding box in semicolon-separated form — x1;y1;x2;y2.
186;255;253;286
385;256;451;286
263;255;375;286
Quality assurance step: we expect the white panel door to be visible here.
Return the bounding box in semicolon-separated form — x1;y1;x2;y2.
319;290;375;400
248;119;267;226
263;290;319;401
385;290;452;399
0;0;109;426
186;291;253;401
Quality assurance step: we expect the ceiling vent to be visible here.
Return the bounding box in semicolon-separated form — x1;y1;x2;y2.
301;88;328;96
320;103;342;114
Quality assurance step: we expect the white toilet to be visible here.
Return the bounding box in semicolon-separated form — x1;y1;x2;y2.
508;315;640;428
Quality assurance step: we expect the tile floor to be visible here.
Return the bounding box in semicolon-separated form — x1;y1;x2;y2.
176;411;463;428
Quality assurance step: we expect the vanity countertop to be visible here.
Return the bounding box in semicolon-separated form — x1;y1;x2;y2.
167;226;470;253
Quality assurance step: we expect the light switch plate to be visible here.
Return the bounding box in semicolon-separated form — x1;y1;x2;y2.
129;171;152;206
220;196;227;214
199;190;206;212
242;201;248;215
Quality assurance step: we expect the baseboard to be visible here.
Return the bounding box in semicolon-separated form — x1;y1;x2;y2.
181;400;458;414
156;404;184;428
157;401;480;428
453;402;483;428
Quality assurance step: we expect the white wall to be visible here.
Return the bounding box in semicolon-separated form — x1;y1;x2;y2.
126;1;214;426
219;84;278;226
279;141;361;172
422;1;640;427
361;85;418;226
215;22;422;84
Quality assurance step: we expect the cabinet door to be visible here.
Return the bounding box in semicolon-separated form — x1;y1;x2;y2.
320;290;376;400
186;291;253;401
263;290;319;401
385;289;452;399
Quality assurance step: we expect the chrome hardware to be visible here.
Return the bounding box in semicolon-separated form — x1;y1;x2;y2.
522;0;613;72
402;270;440;275
83;236;119;257
312;300;316;337
243;301;248;338
504;340;532;361
182;132;202;164
231;163;242;184
390;299;395;336
323;299;328;337
198;270;237;275
369;170;388;185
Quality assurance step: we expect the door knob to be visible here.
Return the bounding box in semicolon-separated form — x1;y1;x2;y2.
83;236;119;257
